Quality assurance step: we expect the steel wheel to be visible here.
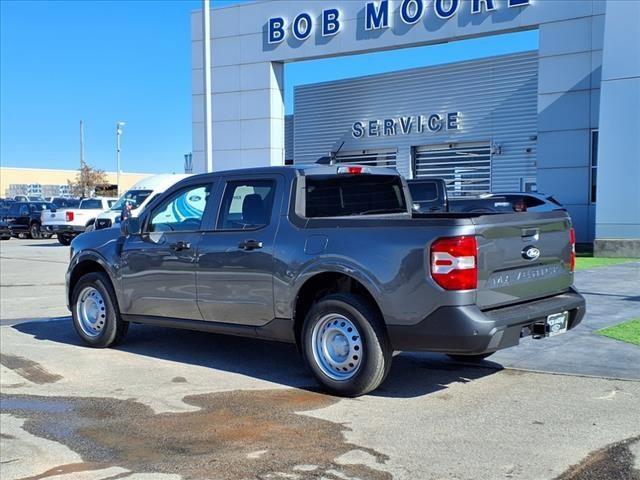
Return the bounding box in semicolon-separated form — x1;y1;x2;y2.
311;313;363;381
75;286;107;338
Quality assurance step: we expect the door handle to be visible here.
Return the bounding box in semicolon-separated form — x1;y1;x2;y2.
238;239;263;251
169;240;191;251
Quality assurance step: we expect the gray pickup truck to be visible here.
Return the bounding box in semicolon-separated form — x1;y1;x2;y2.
67;165;585;396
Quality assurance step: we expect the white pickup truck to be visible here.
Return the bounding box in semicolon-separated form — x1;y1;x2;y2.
43;197;116;245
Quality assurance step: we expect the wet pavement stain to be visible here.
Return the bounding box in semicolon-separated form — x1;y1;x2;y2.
1;389;392;480
556;436;640;480
0;354;63;385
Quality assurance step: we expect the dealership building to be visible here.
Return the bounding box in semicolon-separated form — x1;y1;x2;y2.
191;0;640;254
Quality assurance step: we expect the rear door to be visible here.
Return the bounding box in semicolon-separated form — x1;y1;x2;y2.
474;212;574;309
120;180;215;320
197;174;283;326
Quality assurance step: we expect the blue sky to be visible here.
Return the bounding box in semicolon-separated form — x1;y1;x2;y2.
1;0;538;174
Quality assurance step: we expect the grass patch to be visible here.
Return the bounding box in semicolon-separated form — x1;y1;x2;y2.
597;319;640;346
574;257;639;270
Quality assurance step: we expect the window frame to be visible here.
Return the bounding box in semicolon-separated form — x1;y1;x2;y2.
215;178;277;232
590;129;598;204
144;182;215;234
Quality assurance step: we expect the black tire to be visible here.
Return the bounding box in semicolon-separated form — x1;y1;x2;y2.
29;222;42;239
447;352;495;362
71;271;128;348
57;233;72;246
302;293;392;397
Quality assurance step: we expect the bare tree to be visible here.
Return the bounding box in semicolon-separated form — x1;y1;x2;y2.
68;163;110;198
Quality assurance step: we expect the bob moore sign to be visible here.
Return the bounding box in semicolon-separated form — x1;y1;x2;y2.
268;0;531;44
352;112;461;138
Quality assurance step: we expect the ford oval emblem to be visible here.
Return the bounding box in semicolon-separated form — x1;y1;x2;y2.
522;245;541;261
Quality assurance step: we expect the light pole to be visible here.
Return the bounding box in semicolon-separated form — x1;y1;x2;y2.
116;121;125;197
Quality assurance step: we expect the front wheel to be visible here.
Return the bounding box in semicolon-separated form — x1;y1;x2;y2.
302;293;392;397
71;271;128;348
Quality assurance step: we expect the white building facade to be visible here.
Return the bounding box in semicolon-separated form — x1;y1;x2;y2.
192;0;640;254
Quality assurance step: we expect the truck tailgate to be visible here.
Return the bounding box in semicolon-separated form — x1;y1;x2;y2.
473;212;573;310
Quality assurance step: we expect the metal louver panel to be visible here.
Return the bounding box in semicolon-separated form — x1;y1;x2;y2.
414;142;491;195
335;148;397;168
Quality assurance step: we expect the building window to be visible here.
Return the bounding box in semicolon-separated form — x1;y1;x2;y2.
590;130;598;203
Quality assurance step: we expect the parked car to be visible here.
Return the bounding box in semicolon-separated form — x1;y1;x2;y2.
67;165;585;396
46;197;81;209
0;199;17;218
94;174;191;230
43;197;116;245
4;201;55;238
0;220;11;240
407;178;565;214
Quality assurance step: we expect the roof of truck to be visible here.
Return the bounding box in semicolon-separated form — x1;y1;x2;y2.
187;164;400;178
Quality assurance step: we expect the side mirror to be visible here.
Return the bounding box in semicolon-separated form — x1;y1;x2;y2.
121;217;141;236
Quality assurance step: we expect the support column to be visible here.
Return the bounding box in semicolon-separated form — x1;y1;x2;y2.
594;0;640;257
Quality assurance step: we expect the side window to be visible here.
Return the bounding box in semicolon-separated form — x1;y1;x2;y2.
148;184;211;233
217;180;275;230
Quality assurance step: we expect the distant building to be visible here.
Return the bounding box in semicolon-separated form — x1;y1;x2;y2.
0;167;153;199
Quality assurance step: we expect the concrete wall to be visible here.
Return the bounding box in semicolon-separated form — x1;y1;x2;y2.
536;4;605;243
594;0;640;256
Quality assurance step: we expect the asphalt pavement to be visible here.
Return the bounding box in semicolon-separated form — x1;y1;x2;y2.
1;238;639;480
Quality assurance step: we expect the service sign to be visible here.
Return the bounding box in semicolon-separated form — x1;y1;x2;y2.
352;112;461;139
267;0;531;45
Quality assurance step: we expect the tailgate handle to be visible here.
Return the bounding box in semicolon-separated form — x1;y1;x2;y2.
521;228;539;241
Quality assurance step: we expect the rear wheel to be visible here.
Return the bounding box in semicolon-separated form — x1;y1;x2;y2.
71;271;128;348
447;353;495;363
302;293;392;397
29;222;42;239
57;233;72;246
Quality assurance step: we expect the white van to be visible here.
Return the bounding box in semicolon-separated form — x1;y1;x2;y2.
94;174;191;230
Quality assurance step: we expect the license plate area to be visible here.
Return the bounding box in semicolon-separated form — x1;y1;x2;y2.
532;311;569;338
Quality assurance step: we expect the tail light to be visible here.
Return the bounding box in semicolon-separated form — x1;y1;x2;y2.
66;211;74;222
569;228;576;272
430;236;478;290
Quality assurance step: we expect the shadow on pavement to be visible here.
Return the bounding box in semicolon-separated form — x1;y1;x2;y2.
23;242;64;247
11;318;501;399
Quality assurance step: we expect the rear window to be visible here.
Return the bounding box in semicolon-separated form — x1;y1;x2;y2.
80;199;103;209
305;174;407;218
408;182;438;202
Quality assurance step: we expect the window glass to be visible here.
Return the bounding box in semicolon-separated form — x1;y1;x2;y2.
409;182;438;202
80;199;102;209
149;184;211;232
591;130;598;203
217;180;275;230
111;189;153;211
306;175;407;217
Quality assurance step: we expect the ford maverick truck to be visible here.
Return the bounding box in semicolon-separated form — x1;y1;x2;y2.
67;165;585;396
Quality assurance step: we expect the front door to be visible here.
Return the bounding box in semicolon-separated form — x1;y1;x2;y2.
120;181;214;320
197;175;282;326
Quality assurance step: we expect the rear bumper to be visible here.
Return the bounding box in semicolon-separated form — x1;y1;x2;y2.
45;224;84;234
387;289;586;354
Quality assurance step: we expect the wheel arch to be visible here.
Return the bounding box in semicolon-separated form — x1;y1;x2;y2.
68;254;118;308
292;271;385;350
